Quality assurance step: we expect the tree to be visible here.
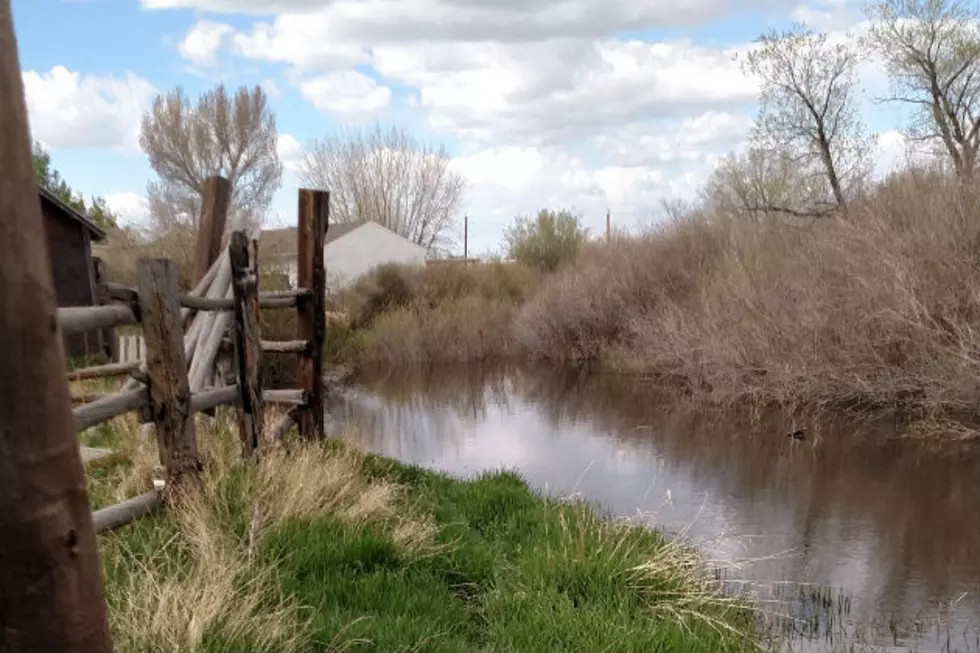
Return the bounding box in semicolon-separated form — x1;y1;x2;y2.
300;124;465;252
864;0;980;179
702;146;835;217
744;25;874;213
139;84;282;227
32;141;118;230
504;208;587;272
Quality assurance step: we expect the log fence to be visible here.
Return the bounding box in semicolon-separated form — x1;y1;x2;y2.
63;187;329;534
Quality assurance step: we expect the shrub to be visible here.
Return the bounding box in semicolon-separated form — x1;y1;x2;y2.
503;208;588;272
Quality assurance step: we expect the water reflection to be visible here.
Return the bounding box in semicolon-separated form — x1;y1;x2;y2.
328;364;980;650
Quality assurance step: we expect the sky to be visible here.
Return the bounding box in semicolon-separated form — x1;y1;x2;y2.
11;0;921;256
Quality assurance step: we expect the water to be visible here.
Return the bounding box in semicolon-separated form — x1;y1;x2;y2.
326;364;980;652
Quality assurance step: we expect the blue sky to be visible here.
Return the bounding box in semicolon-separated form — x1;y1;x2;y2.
10;0;910;254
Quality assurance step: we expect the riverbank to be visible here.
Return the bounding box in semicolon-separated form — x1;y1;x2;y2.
319;169;980;435
83;414;760;653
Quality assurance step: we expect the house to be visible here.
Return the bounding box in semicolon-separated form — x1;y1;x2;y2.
38;186;110;359
260;221;428;290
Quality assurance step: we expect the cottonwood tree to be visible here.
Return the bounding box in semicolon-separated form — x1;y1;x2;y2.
300;125;465;252
865;0;980;179
702;146;832;217
139;84;282;228
744;25;874;214
504;208;587;272
33;141;118;229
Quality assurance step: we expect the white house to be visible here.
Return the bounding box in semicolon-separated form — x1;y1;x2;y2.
260;221;428;291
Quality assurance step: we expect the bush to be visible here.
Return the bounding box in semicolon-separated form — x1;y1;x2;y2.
503;208;588;272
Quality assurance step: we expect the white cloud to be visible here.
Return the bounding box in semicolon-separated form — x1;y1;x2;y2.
178;20;234;67
299;71;392;120
105;192;150;225
593;112;754;166
22;66;157;151
147;0;766;40
276;133;305;172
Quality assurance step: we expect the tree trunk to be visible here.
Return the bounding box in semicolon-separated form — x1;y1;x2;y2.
0;0;114;649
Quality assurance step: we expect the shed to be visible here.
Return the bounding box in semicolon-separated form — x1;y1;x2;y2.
38;186;110;359
261;221;428;291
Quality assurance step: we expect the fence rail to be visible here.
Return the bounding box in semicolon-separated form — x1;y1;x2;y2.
63;188;329;535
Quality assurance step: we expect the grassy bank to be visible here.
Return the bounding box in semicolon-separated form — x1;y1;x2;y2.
83;415;759;652
330;168;980;430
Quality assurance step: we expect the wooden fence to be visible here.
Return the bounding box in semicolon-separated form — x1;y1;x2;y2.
62;189;328;534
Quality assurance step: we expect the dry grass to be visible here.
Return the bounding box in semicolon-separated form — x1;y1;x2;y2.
518;167;980;424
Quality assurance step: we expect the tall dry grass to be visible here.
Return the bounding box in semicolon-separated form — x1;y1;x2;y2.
518;167;980;419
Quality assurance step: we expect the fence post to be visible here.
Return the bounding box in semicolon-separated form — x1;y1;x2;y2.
138;258;201;490
229;230;264;456
0;0;114;645
296;189;328;440
194;176;231;286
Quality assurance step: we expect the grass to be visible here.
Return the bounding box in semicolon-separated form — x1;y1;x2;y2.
87;412;761;653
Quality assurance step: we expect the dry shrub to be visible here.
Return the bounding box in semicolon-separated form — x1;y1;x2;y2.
518;168;980;419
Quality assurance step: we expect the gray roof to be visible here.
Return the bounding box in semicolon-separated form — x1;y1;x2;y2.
260;222;366;259
38;186;107;241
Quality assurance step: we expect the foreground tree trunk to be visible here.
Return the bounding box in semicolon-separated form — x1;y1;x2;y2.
0;1;114;650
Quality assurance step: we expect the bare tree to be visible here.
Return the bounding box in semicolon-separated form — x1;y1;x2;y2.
744;25;874;213
300;124;465;252
702;146;836;217
139;84;282;227
864;0;980;178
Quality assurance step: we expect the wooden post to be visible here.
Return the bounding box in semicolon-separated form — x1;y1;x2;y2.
296;189;328;440
229;230;264;456
463;214;468;267
606;209;611;242
0;0;114;648
138;258;200;490
193;176;230;286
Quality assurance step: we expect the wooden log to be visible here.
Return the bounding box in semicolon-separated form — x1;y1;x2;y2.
70;393;112;405
138;258;200;491
296;189;328;440
181;292;308;311
91;491;161;534
270;407;302;441
263;389;308;405
193;176;230;287
261;339;310;353
190;385;239;413
66;360;139;381
0;0;114;645
229;230;265;457
101;282;139;305
58;304;139;335
73;388;149;432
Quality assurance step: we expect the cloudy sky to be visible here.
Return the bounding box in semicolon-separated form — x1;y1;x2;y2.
11;0;916;255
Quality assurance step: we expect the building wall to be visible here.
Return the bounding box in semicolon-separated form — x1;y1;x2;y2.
323;223;427;290
40;198;105;359
278;223;428;290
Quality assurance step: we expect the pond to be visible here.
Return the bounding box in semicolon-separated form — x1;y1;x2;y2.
326;363;980;652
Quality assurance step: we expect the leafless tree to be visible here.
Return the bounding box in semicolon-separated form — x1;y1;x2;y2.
744;25;874;213
702;146;837;217
139;84;282;228
300;124;465;252
864;0;980;179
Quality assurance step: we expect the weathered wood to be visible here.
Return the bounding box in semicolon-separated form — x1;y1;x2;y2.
193;176;230;287
91;491;161;534
80;447;119;469
58;304;139;335
263;389;308;405
0;0;114;647
100;281;139;305
296;188;328;440
181;291;308;311
262;339;310;353
70;393;111;405
270;407;302;441
189;385;239;413
66;360;139;381
73;388;148;432
229;230;265;457
138;258;200;491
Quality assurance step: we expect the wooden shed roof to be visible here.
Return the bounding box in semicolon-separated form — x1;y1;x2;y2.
38;186;107;241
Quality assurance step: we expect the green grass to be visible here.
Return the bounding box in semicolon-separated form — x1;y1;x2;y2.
91;416;760;653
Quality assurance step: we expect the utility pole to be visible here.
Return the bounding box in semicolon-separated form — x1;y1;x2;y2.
606;209;611;242
463;215;468;268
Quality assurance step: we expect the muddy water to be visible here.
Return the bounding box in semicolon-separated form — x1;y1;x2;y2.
327;364;980;652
